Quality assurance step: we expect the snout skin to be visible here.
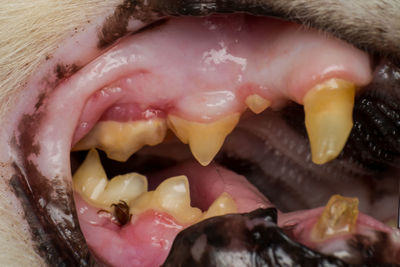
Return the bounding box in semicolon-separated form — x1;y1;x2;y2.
1;0;400;266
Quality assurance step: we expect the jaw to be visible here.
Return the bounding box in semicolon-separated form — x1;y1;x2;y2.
1;2;400;267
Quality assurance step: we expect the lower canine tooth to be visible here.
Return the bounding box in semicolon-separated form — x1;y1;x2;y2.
167;113;240;166
245;94;271;114
311;194;359;242
73;149;148;209
73;149;108;203
73;119;167;162
304;79;355;164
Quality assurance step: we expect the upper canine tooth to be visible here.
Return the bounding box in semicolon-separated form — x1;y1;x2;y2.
311;194;359;242
245;94;271;114
167;113;240;166
73;149;108;204
73;119;168;162
303;79;355;164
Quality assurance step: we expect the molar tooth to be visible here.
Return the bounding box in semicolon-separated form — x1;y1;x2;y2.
73;119;168;162
72;149;108;204
97;173;148;207
311;194;359;242
202;192;237;220
167;113;240;166
245;94;271;114
304;79;355;164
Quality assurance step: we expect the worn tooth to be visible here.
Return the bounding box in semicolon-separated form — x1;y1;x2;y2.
97;173;148;207
202;192;237;220
153;175;202;224
73;149;108;204
73;119;168;162
245;94;271;114
73;149;148;209
130;175;202;224
304;79;355;164
167;113;240;166
311;194;359;242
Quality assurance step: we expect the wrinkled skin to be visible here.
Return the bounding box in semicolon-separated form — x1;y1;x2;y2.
0;0;400;266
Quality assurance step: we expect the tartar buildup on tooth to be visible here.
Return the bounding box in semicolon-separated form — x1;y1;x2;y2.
73;149;238;225
303;79;356;165
311;194;359;242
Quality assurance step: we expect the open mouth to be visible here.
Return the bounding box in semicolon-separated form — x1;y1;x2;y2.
8;3;400;267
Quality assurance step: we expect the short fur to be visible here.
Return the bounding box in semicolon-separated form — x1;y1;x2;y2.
0;0;399;266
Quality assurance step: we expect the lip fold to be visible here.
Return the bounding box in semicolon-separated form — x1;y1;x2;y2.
8;10;400;267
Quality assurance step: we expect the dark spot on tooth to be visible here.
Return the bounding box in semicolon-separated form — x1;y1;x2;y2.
55;63;80;80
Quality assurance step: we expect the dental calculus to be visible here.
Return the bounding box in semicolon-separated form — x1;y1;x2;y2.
73;149;237;225
72;78;356;171
311;194;359;242
304;79;356;164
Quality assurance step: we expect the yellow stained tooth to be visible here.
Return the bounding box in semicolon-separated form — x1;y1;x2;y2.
73;119;168;162
202;192;237;220
311;194;359;242
130;175;202;224
73;149;108;204
245;94;271;114
97;173;148;208
167;113;240;166
304;79;355;165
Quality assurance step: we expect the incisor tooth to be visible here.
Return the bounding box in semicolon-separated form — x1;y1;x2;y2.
167;113;240;166
73;119;168;162
73;149;108;203
311;194;359;242
202;192;237;220
130;175;202;225
73;149;148;209
245;94;271;114
304;79;355;164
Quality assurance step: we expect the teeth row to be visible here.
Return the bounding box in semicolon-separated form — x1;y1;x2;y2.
73;149;237;224
73;78;356;166
73;119;168;162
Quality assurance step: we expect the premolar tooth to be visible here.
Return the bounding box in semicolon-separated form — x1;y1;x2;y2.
202;192;237;220
167;113;240;166
154;175;202;224
304;79;355;164
73;149;108;203
73;119;168;162
73;149;148;209
130;175;202;224
245;94;271;114
97;173;148;207
311;194;359;242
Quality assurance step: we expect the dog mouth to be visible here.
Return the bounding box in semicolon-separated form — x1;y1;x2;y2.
8;6;400;267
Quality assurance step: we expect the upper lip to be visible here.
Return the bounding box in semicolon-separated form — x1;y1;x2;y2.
7;3;400;266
